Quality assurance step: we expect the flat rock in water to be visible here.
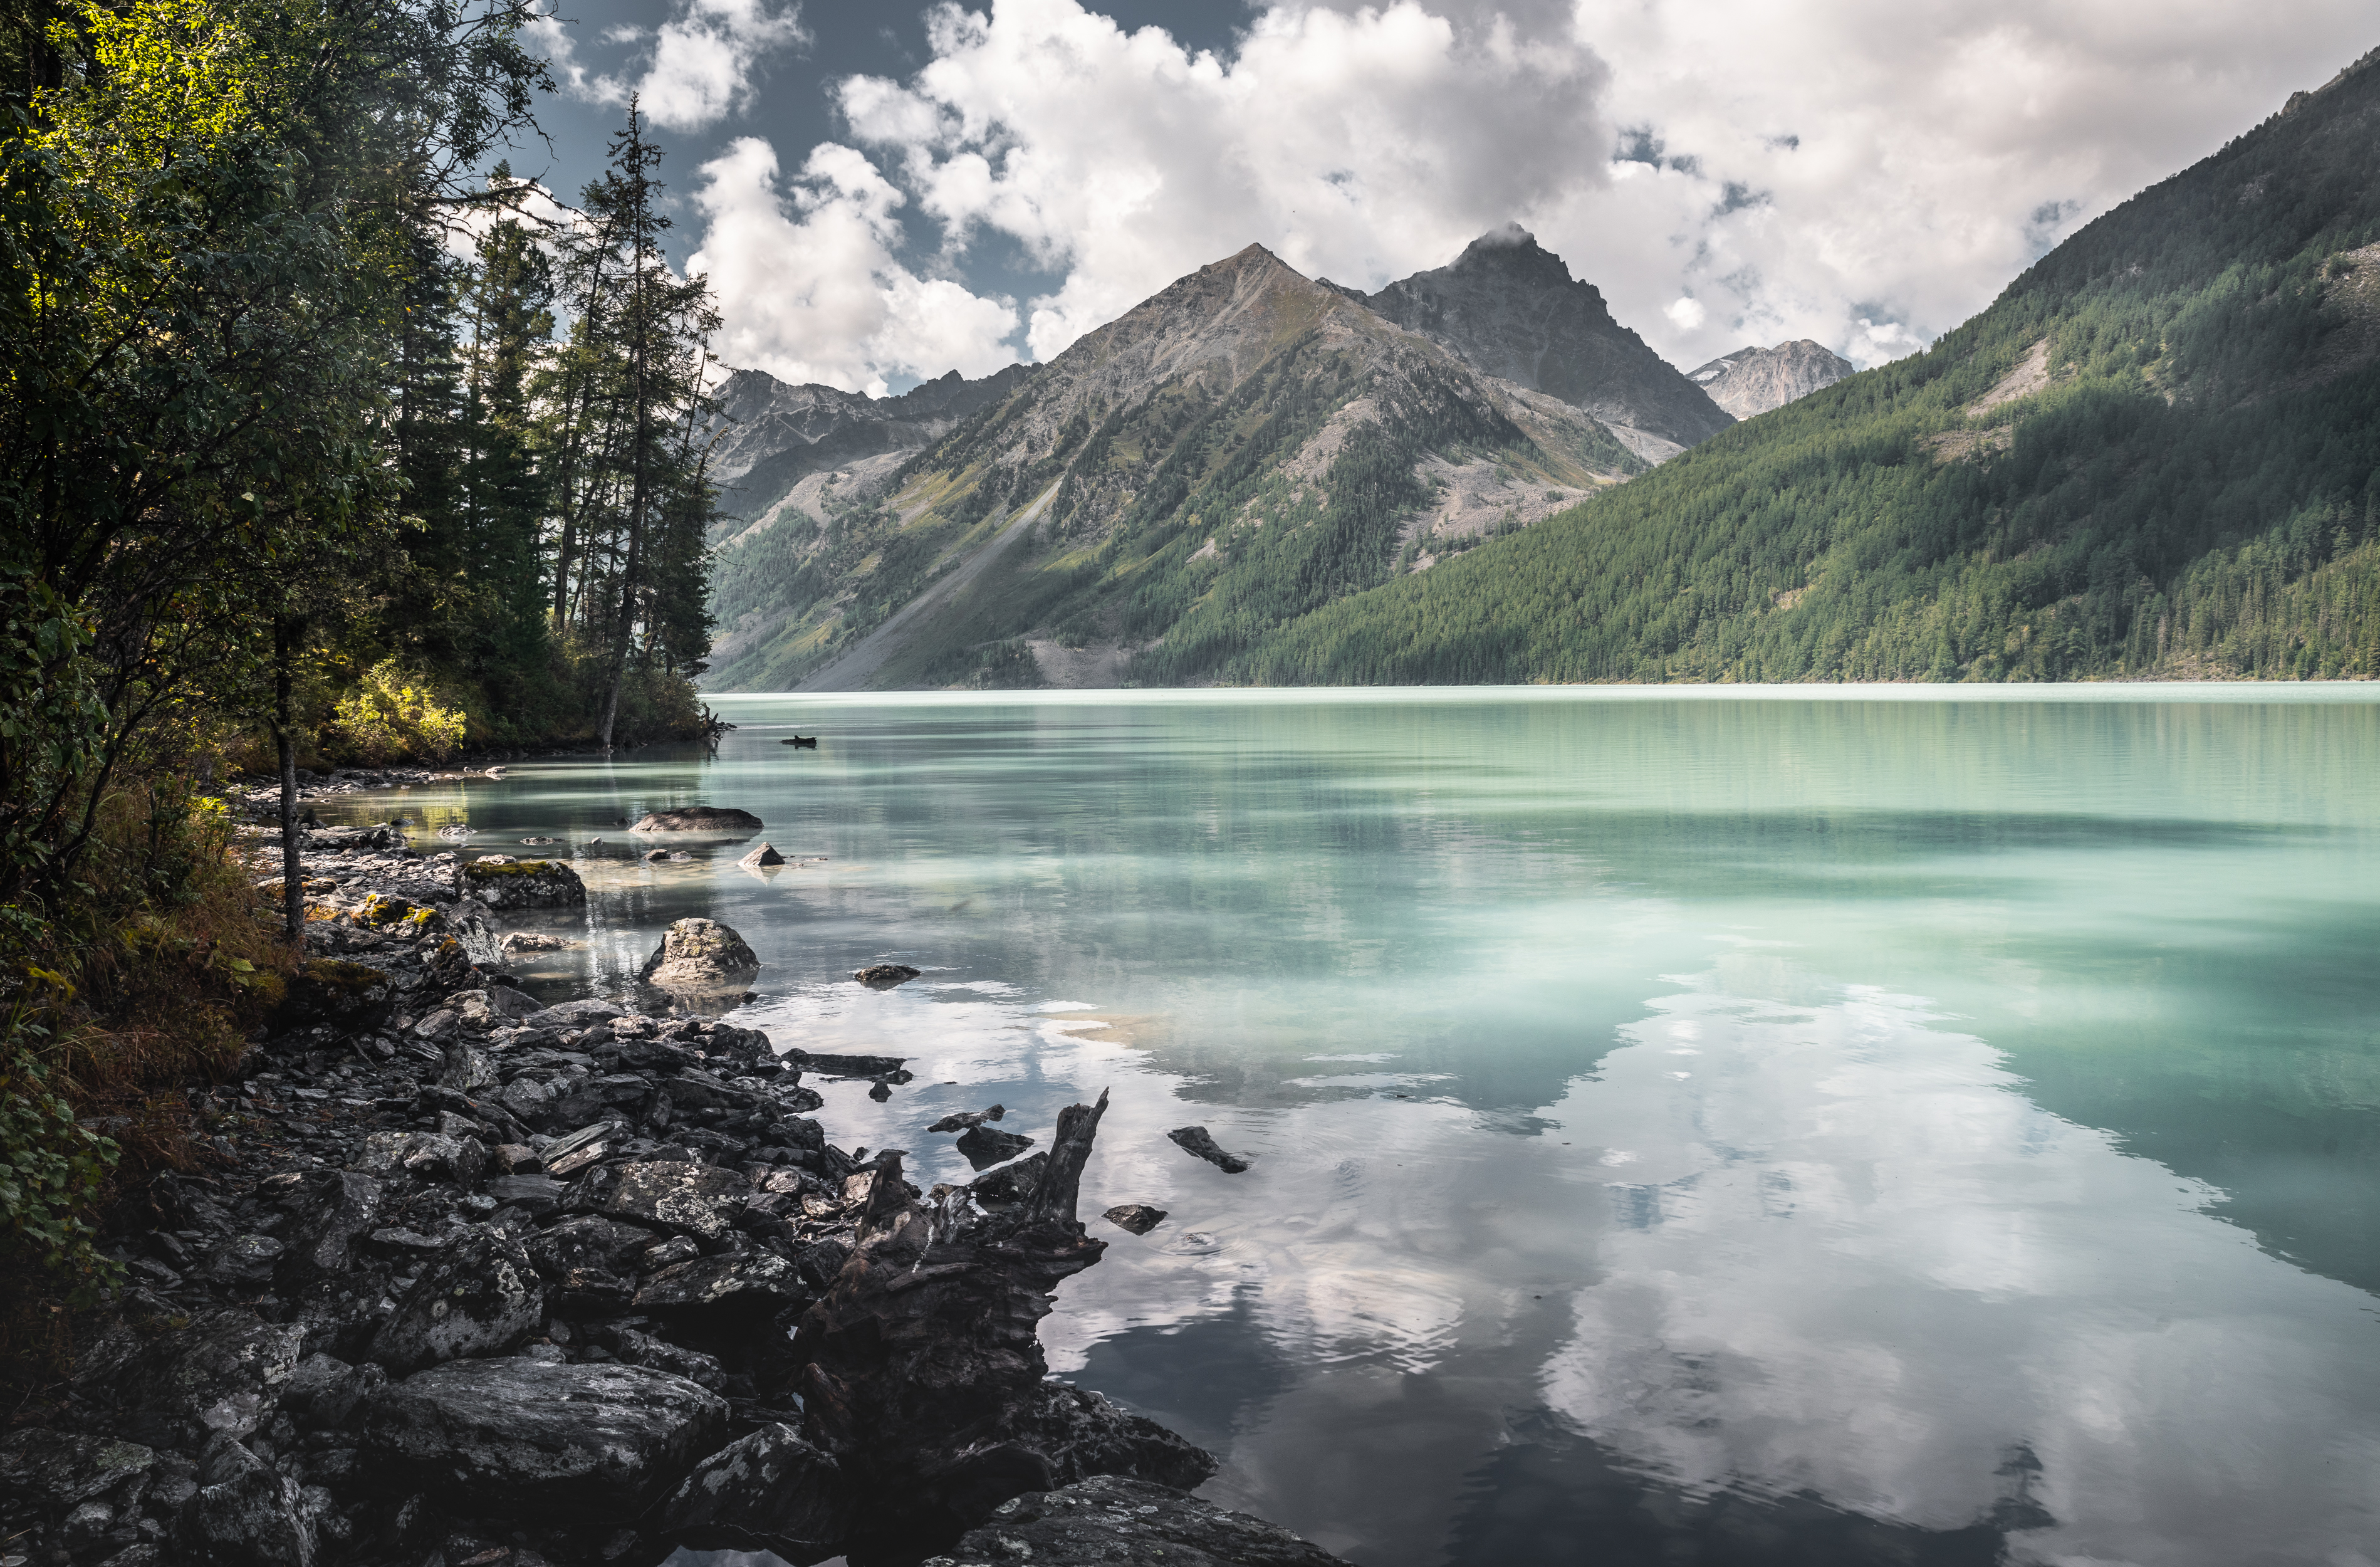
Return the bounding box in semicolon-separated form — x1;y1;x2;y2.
1103;1203;1167;1236
1166;1125;1251;1174
739;842;786;867
927;1103;1004;1133
629;806;763;832
461;857;587;910
655;1422;850;1558
941;1474;1351;1567
853;962;922;988
785;1047;910;1081
956;1124;1037;1171
355;1356;727;1520
639;916;761;992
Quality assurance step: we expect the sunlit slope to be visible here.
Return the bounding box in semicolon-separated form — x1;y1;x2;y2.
704;245;1641;691
1224;47;2380;685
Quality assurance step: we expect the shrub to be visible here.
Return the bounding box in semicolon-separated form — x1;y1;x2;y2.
327;661;469;764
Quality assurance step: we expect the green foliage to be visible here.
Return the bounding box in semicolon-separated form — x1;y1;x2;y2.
0;1032;120;1299
326;661;471;765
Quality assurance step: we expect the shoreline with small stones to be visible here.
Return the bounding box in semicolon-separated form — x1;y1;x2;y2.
2;805;1349;1567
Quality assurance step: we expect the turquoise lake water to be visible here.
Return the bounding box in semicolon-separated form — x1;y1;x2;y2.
331;687;2380;1566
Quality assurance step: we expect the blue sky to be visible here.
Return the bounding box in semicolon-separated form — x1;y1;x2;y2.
515;1;2379;394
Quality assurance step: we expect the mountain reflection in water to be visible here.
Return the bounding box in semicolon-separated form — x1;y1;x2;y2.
318;688;2380;1567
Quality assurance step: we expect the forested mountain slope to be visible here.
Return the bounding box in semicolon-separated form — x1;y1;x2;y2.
706;245;1642;691
1224;46;2380;684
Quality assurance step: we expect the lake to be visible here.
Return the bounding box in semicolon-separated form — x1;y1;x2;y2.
323;686;2380;1567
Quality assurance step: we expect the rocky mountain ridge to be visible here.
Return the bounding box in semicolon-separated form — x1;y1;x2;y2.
1337;225;1736;461
705;241;1649;692
1688;339;1858;419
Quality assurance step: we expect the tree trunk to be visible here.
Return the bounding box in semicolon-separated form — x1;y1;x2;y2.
273;616;304;942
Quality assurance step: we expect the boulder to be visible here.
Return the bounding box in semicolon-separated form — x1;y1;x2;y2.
79;1309;305;1449
639;918;761;993
279;958;395;1027
200;1234;286;1289
461;858;587;910
566;1160;752;1241
956;1124;1036;1171
525;1215;658;1280
941;1474;1350;1567
738;842;785;868
655;1423;850;1558
0;1429;157;1515
353;1129;488;1185
273;1171;384;1280
178;1436;316;1567
278;1353;386;1433
629;807;763;832
853;962;921;989
367;1230;545;1375
1167;1125;1251;1174
355;1358;728;1520
1103;1204;1167;1236
633;1252;810;1319
927;1104;1005;1133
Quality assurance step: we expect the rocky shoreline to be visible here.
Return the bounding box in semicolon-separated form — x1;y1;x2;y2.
1;819;1347;1567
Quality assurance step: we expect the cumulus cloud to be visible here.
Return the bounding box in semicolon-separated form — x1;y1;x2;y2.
686;138;1020;395
535;0;809;133
840;0;1613;361
796;0;2374;375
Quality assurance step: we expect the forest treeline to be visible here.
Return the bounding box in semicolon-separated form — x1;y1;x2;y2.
1217;51;2380;686
0;0;721;1302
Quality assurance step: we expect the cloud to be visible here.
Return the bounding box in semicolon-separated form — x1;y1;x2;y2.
804;0;2375;374
686;137;1020;396
840;0;1614;362
535;0;810;134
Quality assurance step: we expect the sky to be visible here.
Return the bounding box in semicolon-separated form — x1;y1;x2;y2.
514;0;2379;395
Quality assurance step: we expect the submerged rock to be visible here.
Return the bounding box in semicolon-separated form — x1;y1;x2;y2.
853;962;922;989
1167;1125;1251;1174
629;806;763;832
941;1474;1352;1567
927;1104;1004;1133
639;916;761;993
355;1357;728;1519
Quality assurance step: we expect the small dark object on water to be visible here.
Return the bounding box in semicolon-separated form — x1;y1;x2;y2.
645;849;669;862
854;963;922;989
956;1124;1035;1171
782;735;819;748
613;815;629;826
1167;1125;1250;1174
927;1104;1005;1133
785;1047;910;1081
521;836;558;846
1103;1204;1167;1236
867;1081;892;1103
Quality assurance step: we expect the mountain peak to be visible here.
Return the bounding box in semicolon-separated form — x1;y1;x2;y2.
1354;233;1733;455
1687;340;1855;419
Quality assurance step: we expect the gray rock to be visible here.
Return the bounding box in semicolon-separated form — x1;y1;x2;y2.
655;1423;849;1557
274;1171;383;1279
367;1230;545;1375
200;1234;286;1289
80;1309;305;1449
1103;1204;1167;1236
355;1357;728;1519
353;1129;488;1184
1167;1125;1250;1174
525;1215;658;1279
632;1252;809;1318
956;1124;1036;1171
942;1474;1350;1567
459;858;588;910
177;1437;316;1567
853;962;922;988
629;806;763;832
0;1428;157;1512
738;842;786;867
279;1353;385;1432
928;1103;1005;1133
567;1159;752;1240
639;917;761;993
